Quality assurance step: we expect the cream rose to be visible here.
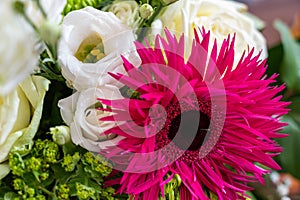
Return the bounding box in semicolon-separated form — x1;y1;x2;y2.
0;76;50;165
158;0;267;64
58;7;140;91
107;0;140;29
58;85;123;152
0;0;39;95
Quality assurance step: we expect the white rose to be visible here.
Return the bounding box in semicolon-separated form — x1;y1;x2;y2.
0;76;50;164
158;0;267;65
58;85;123;152
58;7;140;91
0;1;39;95
107;0;140;29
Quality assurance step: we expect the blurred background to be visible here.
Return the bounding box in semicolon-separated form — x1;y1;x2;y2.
237;0;300;46
235;1;300;199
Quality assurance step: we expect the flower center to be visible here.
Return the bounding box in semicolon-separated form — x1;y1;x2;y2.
75;33;106;63
168;110;210;151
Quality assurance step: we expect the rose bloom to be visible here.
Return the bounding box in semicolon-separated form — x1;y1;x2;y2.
0;76;50;164
0;0;39;95
58;6;140;91
58;85;123;152
106;0;140;29
157;0;267;64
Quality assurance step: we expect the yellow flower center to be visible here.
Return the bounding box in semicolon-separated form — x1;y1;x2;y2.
75;33;106;63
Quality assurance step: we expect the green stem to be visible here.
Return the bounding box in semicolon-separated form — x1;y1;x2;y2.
38;186;55;196
23;13;38;33
36;0;47;18
137;4;163;42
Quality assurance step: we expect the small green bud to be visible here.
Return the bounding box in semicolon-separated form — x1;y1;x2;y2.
35;195;46;200
39;20;61;47
13;178;25;191
50;125;71;145
9;152;25;176
42;140;59;163
139;4;154;20
25;187;35;197
76;183;96;199
56;184;70;200
25;157;42;172
61;152;80;172
13;1;26;15
39;172;49;181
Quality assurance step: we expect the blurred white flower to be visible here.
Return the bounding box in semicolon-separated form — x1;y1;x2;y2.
0;1;38;95
107;0;140;29
58;6;140;91
158;0;267;65
58;85;123;152
23;0;66;25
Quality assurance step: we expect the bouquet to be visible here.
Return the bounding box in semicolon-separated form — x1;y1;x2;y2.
1;0;297;199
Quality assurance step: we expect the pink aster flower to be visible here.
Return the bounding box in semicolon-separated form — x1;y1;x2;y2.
98;28;289;199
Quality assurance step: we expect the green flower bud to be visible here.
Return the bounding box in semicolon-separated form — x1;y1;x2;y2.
50;125;71;145
39;20;61;47
25;157;42;172
13;178;25;191
13;1;26;15
43;141;59;163
56;184;70;200
139;4;154;20
9;152;25;176
25;187;35;197
61;152;80;172
76;183;96;199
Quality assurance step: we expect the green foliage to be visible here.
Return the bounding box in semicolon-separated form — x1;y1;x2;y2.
0;131;123;200
267;20;300;181
62;0;112;15
274;20;300;93
276;103;300;179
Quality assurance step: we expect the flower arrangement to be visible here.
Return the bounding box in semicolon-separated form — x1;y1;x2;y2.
1;0;298;199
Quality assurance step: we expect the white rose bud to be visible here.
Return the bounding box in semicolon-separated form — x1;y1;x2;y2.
139;4;154;20
108;0;140;29
50;125;71;145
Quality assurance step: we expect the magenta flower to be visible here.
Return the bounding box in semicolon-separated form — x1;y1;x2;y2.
99;29;289;199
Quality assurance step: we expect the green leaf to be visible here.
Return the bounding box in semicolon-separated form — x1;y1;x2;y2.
274;20;300;92
52;163;74;184
3;192;19;200
267;44;283;78
276;114;300;179
245;191;257;200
